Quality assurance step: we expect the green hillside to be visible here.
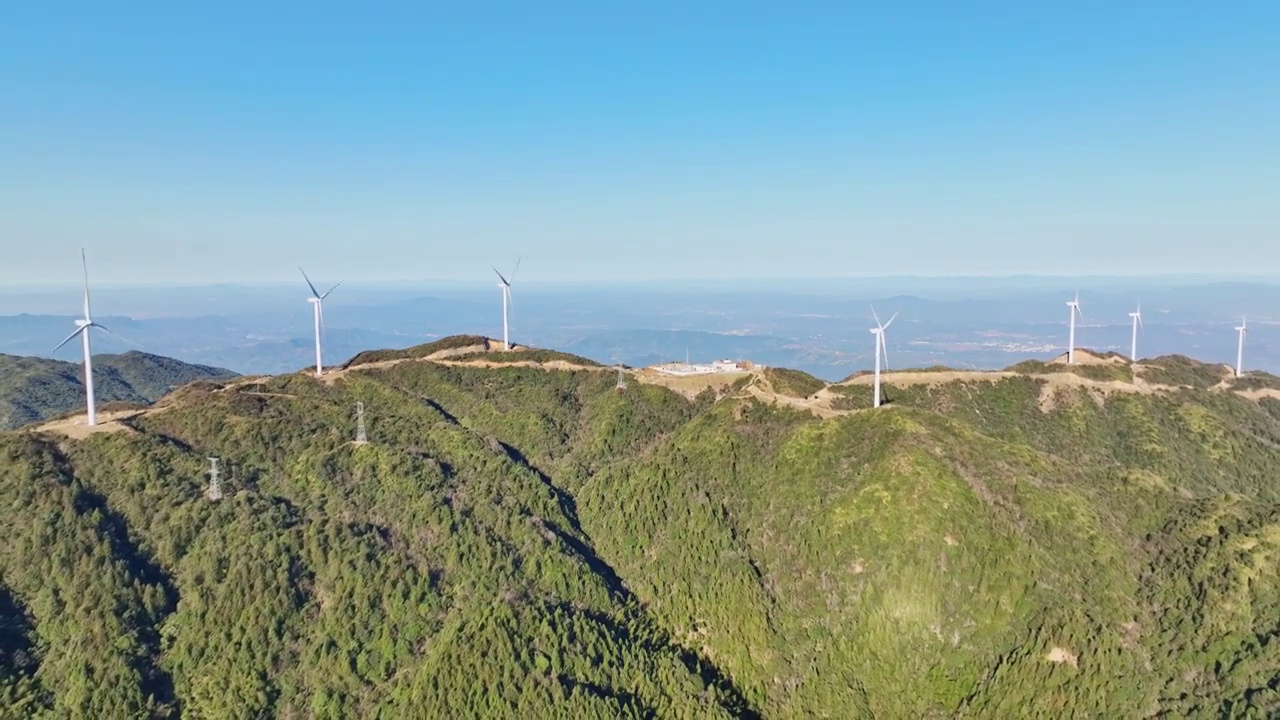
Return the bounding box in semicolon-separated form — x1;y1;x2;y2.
0;352;237;430
1;339;1278;718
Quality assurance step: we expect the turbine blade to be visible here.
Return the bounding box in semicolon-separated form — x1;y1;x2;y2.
879;332;890;370
882;312;899;330
870;305;882;328
510;256;522;283
493;268;510;286
300;267;321;298
92;323;145;351
81;249;92;319
321;281;342;300
51;326;86;356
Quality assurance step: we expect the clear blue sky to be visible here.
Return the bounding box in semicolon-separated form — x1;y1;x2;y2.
2;2;1278;285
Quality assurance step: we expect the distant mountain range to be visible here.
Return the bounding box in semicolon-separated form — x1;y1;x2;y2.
0;351;238;429
0;280;1275;381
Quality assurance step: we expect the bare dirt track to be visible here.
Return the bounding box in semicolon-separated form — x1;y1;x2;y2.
36;410;142;439
634;369;750;400
1048;349;1127;366
1237;388;1280;402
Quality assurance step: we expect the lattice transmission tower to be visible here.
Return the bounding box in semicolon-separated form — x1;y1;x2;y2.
206;457;222;501
355;401;368;444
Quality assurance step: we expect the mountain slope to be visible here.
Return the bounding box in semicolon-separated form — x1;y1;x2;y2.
0;352;237;429
1;339;1277;717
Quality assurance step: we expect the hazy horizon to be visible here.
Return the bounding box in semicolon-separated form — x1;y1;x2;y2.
3;275;1274;381
4;271;1279;293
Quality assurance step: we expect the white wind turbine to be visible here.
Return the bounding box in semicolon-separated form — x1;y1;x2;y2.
1235;317;1248;378
493;257;520;351
1128;303;1143;362
1066;292;1084;364
869;306;898;409
300;268;341;377
51;250;116;426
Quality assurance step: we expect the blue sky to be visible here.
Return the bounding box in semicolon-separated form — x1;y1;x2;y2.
2;2;1278;285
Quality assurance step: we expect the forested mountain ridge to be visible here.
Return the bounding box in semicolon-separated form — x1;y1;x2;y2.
0;351;238;430
1;337;1278;718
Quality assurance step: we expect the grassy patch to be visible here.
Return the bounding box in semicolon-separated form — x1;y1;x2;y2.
1141;355;1229;388
447;349;603;366
1230;372;1280;392
342;335;492;368
1007;359;1133;383
762;367;826;398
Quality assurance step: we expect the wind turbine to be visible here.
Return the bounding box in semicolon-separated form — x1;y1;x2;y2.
869;306;898;408
300;268;341;377
1128;303;1144;362
51;250;115;426
1066;292;1084;364
611;349;627;390
1235;317;1248;378
493;257;520;351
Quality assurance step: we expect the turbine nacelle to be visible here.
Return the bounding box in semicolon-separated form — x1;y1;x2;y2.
1067;291;1083;317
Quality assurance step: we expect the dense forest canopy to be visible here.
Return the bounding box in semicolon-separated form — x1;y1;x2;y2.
1;338;1278;718
0;352;237;430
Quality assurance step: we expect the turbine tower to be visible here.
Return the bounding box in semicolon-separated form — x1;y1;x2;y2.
493;258;520;351
869;307;898;409
1066;292;1084;364
300;268;341;377
51;250;115;426
1128;304;1143;362
1235;317;1248;378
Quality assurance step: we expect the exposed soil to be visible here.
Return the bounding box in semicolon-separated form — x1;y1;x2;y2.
319;343;496;384
1048;349;1126;366
634;369;751;400
1236;387;1280;402
35;410;142;439
840;370;1017;388
433;358;605;373
1045;647;1079;668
